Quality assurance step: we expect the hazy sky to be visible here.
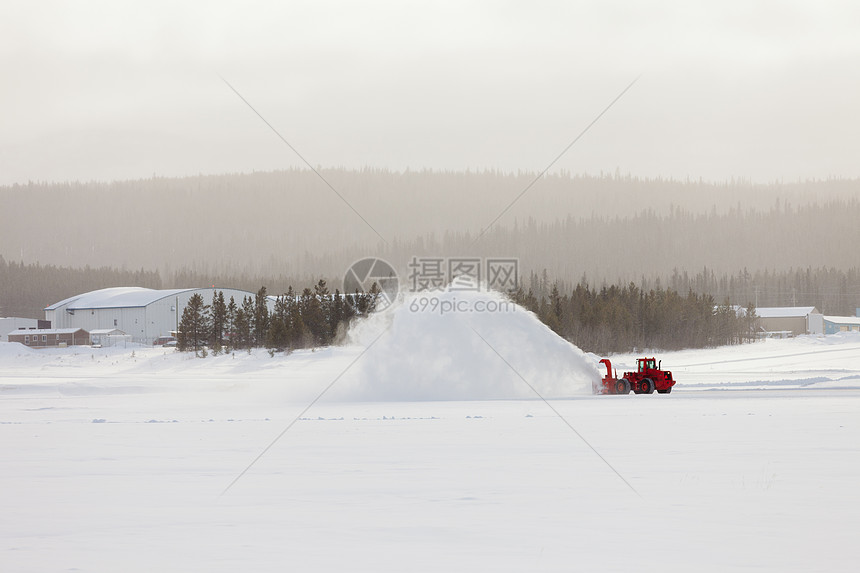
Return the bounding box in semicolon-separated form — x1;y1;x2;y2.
3;0;859;186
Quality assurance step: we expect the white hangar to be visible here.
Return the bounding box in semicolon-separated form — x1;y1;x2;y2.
45;287;259;344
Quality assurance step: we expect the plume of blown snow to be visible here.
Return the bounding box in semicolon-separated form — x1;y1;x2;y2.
336;288;600;401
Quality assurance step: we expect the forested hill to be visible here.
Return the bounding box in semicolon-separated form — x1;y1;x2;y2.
3;255;859;322
0;258;162;319
1;169;858;289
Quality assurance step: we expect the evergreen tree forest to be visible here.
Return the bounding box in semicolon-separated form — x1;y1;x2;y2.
3;171;859;284
4;255;859;322
0;255;162;318
176;281;380;354
512;277;757;355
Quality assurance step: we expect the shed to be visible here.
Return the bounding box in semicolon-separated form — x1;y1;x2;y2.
89;328;132;347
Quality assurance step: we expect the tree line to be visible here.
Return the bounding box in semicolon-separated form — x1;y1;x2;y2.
663;266;860;316
513;274;758;355
0;255;162;318
177;280;381;354
4;255;858;322
179;277;756;356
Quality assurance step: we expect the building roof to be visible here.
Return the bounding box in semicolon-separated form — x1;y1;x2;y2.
755;306;819;318
90;328;127;335
823;315;860;325
45;287;197;311
7;328;86;336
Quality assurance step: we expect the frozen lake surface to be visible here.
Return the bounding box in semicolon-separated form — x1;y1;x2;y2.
1;332;859;572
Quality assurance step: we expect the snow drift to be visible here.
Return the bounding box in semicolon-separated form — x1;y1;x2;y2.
338;288;600;401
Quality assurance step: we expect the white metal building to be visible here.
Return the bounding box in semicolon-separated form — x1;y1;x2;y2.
45;287;259;344
1;317;40;342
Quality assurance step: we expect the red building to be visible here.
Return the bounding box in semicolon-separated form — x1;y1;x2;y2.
8;328;90;347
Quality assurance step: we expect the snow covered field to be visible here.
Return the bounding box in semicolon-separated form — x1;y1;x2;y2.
2;318;860;571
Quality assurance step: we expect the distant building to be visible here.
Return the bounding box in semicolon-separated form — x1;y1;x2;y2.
0;317;40;342
89;328;132;347
45;287;259;345
8;328;89;347
755;306;822;337
822;313;860;334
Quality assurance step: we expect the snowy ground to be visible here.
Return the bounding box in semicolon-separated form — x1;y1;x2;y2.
2;328;860;571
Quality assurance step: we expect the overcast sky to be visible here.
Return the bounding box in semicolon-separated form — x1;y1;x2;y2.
2;0;859;186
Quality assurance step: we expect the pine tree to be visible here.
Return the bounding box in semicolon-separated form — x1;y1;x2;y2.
367;282;381;313
545;283;563;333
177;293;210;353
301;287;326;346
331;288;345;340
314;279;332;344
354;288;369;315
210;290;227;350
266;294;290;351
284;286;308;349
253;286;270;347
226;296;237;349
233;308;248;350
745;302;758;342
240;296;254;347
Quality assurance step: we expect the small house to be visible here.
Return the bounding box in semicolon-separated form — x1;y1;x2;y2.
822;313;860;334
8;328;90;347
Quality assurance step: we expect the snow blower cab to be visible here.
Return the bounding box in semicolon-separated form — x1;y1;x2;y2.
595;357;676;395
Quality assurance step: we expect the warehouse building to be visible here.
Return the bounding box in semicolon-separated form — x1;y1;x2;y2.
45;287;259;345
755;306;823;337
